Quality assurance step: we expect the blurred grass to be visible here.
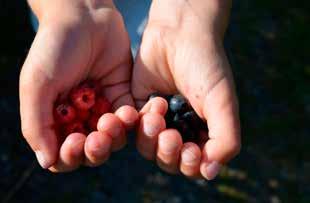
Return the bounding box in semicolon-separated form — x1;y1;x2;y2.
0;0;308;202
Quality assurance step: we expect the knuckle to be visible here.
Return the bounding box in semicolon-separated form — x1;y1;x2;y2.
87;148;103;159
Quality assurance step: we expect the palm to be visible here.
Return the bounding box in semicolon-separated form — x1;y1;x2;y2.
131;25;177;103
132;24;229;116
36;9;133;108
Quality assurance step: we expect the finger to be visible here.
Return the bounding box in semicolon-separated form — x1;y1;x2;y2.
140;97;168;116
49;133;86;172
137;113;166;160
199;77;241;180
156;129;183;174
96;60;134;111
20;46;59;169
97;113;126;152
114;105;139;130
19;23;92;169
179;142;201;177
102;82;134;111
99;63;132;87
112;93;135;112
84;131;112;167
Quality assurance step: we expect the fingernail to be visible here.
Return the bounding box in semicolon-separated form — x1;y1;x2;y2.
201;161;222;180
71;139;86;156
143;123;159;137
87;135;110;156
89;143;110;157
158;136;179;155
35;151;49;169
149;104;157;114
181;147;198;165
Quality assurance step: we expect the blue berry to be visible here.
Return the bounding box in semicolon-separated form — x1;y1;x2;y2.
148;93;208;143
181;111;206;130
149;92;172;101
178;121;196;142
169;94;189;113
148;92;163;100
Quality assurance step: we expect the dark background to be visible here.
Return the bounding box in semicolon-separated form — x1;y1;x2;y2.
0;0;307;202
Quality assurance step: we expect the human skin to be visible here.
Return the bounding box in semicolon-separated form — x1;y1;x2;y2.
20;0;139;172
132;0;241;179
20;0;241;180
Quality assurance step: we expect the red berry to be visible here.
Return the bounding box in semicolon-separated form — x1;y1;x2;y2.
76;110;90;121
65;121;87;135
54;103;76;124
92;96;111;115
70;85;96;110
88;114;100;131
78;80;101;95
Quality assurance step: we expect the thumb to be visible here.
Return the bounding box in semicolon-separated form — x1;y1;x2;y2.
200;76;241;180
20;70;58;169
181;45;241;180
19;28;61;169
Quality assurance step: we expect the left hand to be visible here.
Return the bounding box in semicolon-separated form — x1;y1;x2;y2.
131;0;241;180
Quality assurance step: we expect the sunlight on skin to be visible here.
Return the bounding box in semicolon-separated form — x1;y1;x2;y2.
20;0;240;180
20;0;138;172
132;0;240;180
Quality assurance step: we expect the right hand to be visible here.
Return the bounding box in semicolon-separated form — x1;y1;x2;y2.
20;0;138;172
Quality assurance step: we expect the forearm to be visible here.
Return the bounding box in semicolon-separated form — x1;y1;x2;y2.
149;0;231;38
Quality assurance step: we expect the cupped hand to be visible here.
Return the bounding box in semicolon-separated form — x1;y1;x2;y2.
132;0;240;180
20;0;138;172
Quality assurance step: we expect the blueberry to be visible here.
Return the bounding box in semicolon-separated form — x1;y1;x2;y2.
173;113;181;122
171;114;184;129
181;111;198;121
181;111;206;130
178;122;196;142
148;92;163;100
169;94;189;113
164;109;175;128
183;130;196;142
164;95;173;102
149;93;173;101
171;115;195;142
148;93;208;143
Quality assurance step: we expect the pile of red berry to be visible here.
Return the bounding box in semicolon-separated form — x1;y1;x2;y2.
54;81;111;139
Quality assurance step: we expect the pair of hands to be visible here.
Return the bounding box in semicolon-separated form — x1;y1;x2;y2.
20;0;240;180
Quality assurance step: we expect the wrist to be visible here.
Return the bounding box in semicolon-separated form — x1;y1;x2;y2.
149;0;231;38
29;0;115;25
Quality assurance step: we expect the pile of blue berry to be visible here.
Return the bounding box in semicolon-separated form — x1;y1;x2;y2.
149;93;208;143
